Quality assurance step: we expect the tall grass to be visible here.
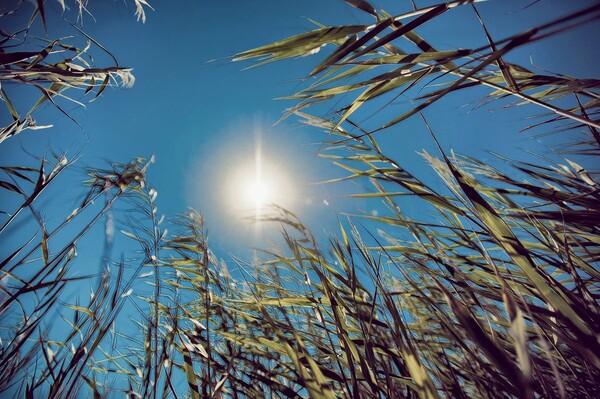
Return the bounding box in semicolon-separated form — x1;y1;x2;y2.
1;0;598;398
0;154;154;397
0;0;152;143
195;1;599;397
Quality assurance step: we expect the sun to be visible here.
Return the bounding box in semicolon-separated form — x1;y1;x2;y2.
236;171;282;219
225;140;294;221
243;178;273;208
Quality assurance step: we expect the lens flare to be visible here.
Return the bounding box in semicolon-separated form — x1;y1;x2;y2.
225;134;294;222
244;179;272;208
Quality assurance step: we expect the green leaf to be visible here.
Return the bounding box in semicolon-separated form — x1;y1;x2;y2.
310;18;393;76
348;3;449;62
0;180;23;194
345;0;378;17
234;25;367;66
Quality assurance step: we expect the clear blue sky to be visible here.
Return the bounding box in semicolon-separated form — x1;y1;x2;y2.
1;0;598;259
1;1;598;396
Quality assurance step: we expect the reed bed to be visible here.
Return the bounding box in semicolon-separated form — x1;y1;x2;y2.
1;1;598;397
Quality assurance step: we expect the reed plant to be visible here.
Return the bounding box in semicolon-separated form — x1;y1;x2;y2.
1;0;598;398
0;0;152;142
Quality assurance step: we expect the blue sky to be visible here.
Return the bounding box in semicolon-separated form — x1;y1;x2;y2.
1;1;598;396
1;0;598;259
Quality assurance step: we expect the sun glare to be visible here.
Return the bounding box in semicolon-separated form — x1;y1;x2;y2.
244;179;273;208
225;136;295;221
236;170;285;219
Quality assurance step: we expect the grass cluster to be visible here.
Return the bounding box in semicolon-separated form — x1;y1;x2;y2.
1;0;598;398
0;0;152;142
